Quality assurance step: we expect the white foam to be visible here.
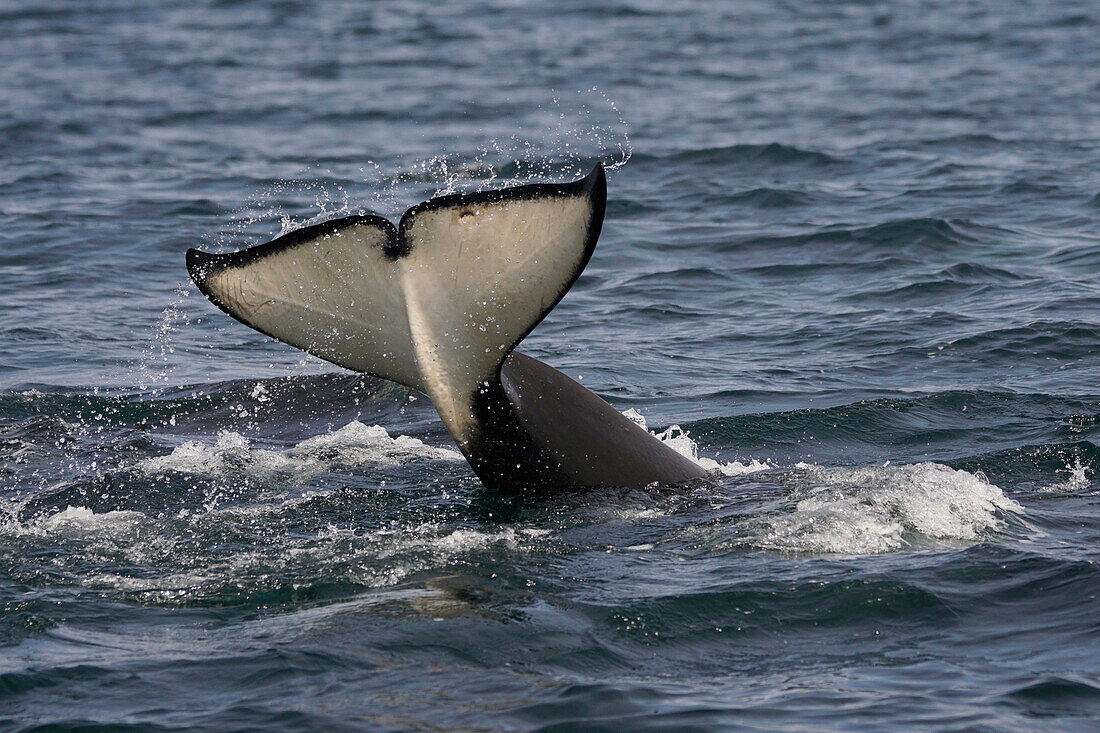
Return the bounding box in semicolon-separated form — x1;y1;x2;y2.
7;505;547;600
431;527;519;553
139;421;462;477
138;431;289;476
622;409;769;477
746;462;1023;554
10;505;149;538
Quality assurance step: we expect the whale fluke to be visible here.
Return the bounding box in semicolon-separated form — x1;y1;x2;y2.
188;164;707;493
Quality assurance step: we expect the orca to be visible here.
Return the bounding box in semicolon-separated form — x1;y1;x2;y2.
186;163;707;494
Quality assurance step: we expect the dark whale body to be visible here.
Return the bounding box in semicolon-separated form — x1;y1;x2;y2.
187;164;706;494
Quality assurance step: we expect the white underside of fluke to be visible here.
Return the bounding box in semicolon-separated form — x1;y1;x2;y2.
193;168;603;447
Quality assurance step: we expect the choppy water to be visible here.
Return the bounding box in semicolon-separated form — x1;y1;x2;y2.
4;1;1100;730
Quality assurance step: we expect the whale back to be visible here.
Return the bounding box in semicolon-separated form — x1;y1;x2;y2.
497;352;707;489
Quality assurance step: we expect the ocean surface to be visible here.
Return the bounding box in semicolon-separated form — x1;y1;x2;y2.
3;0;1100;730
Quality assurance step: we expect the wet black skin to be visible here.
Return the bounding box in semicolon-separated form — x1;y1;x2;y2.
464;352;708;494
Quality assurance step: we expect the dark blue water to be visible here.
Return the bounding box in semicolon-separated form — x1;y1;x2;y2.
4;1;1100;729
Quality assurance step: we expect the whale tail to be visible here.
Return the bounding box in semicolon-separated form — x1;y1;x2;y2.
187;164;606;444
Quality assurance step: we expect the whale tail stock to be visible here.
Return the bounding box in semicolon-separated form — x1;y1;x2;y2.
187;164;607;453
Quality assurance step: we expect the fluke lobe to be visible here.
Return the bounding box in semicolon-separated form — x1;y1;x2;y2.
186;164;707;494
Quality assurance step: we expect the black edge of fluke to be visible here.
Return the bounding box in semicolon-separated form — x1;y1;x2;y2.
184;242;344;369
523;162;606;335
187;214;398;276
185;247;239;332
185;214;399;314
185;163;607;347
186;164;605;280
186;246;212;278
185;247;218;296
397;161;607;235
485;162;607;371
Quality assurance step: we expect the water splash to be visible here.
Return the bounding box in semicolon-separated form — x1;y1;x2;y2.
1045;458;1094;493
622;408;770;476
586;85;632;172
400;87;634;199
132;284;192;393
